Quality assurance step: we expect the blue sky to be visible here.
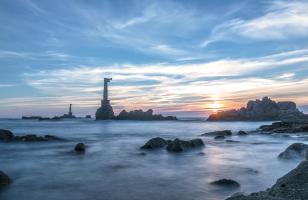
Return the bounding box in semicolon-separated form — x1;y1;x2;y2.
1;0;308;118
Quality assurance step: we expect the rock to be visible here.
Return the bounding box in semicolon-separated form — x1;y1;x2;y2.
74;143;86;152
116;109;177;121
208;97;305;122
238;131;248;136
278;143;308;160
44;135;63;141
226;140;240;143
258;121;308;134
215;135;225;140
226;161;308;200
0;171;11;188
0;129;14;141
210;179;240;188
201;130;232;137
140;137;168;149
166;138;204;152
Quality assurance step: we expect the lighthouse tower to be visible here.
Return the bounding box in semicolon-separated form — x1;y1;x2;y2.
95;78;114;120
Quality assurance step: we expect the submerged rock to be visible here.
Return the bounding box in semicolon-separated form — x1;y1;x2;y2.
226;161;308;200
210;179;240;188
278;143;308;160
0;171;11;188
0;129;63;142
140;137;168;149
238;131;248;136
116;109;177;121
201;130;232;137
0;129;14;141
166;138;204;152
74;143;86;152
215;135;225;140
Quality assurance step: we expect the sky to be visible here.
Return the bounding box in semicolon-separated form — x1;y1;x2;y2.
1;0;308;118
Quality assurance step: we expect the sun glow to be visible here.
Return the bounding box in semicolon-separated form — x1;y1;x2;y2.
208;101;223;112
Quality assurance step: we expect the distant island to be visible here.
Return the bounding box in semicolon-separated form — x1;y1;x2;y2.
207;96;306;122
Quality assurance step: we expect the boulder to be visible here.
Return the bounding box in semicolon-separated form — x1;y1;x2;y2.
0;129;14;141
0;171;11;188
278;143;308;160
74;143;86;152
210;179;240;188
201;130;232;137
226;161;308;200
166;138;204;152
238;131;248;136
140;137;168;149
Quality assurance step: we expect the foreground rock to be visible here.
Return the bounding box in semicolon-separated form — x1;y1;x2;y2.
0;171;11;188
238;131;248;136
208;97;306;121
211;179;240;188
141;137;204;152
140;137;169;149
278;143;308;160
226;161;308;200
74;143;86;152
116;109;177;120
0;129;14;141
201;130;232;137
258;121;308;134
0;129;63;142
166;138;204;152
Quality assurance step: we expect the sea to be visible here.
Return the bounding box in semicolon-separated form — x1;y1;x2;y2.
0;119;306;200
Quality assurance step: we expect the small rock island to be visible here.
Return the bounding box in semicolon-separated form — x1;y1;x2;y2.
95;78;177;121
208;96;306;121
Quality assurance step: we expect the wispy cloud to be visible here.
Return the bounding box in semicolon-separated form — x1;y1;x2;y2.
201;1;308;47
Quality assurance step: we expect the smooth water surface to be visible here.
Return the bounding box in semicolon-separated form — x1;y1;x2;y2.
0;119;306;200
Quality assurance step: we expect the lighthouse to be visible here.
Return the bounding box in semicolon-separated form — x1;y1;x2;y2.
95;78;114;120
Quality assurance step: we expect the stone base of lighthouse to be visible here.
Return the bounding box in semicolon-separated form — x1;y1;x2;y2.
95;100;115;120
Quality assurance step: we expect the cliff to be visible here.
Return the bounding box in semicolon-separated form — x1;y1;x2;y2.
208;97;305;122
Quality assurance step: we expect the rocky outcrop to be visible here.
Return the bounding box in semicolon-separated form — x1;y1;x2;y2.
0;129;63;142
278;143;308;160
140;137;204;152
201;130;232;137
215;135;225;140
208;97;305;122
116;109;177;121
258;121;308;134
211;179;240;188
0;171;10;188
226;161;308;200
74;143;86;152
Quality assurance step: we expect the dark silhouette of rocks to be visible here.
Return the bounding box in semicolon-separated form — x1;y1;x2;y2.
74;143;86;152
140;137;204;152
226;160;308;200
258;121;308;134
140;137;169;149
22;116;50;120
0;129;63;142
0;171;11;189
116;109;177;121
238;130;248;136
166;138;204;152
201;130;232;137
0;129;14;140
96;78;115;120
278;143;308;160
210;179;240;188
208;97;305;121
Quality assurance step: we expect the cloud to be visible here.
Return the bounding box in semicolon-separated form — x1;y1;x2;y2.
201;1;308;47
19;48;308;116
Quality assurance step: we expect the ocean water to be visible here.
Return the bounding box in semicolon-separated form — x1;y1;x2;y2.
0;119;306;200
